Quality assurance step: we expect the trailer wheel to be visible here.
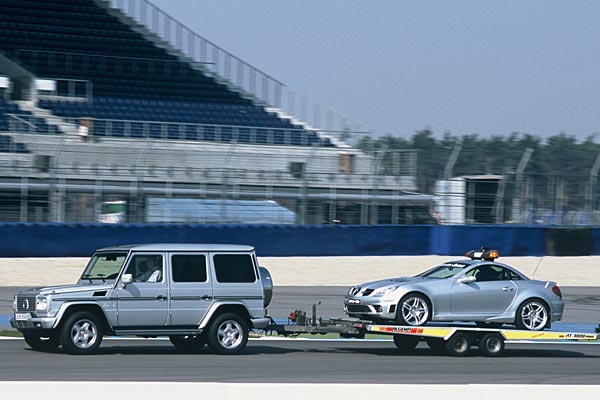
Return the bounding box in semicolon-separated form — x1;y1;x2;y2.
393;334;419;353
425;338;446;354
445;332;472;357
479;333;505;357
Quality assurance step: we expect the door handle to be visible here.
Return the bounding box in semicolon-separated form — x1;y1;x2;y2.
201;295;213;300
502;286;514;292
156;295;167;300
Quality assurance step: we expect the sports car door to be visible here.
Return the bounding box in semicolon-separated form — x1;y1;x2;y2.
450;264;518;316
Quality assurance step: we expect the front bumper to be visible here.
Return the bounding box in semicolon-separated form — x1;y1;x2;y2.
344;296;397;320
10;315;58;331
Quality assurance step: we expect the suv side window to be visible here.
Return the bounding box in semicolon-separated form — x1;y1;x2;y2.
171;255;207;282
213;254;256;283
125;254;164;283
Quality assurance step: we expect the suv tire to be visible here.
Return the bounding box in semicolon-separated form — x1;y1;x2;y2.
23;332;60;352
170;334;207;352
59;311;103;355
207;313;249;355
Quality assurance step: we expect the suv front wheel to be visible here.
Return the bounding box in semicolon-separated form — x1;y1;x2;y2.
207;313;249;355
59;311;104;355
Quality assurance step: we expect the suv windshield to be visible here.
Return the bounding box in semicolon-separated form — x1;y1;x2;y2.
81;252;128;281
417;262;470;279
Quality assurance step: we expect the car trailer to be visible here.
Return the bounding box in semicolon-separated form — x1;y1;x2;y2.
265;305;600;357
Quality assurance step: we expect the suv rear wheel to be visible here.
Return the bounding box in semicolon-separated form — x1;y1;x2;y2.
59;311;103;355
207;313;249;355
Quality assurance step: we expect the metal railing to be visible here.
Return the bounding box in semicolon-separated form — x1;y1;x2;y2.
107;0;374;134
6;113;360;147
36;77;93;102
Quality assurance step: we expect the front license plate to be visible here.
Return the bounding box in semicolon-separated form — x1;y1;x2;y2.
348;299;361;304
15;313;30;321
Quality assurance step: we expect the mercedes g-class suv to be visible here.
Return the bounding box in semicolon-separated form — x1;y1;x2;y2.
10;243;273;355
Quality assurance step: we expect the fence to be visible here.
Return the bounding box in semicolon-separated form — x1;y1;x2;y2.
0;126;422;225
1;223;595;257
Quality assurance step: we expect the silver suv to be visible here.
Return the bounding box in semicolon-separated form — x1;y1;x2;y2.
11;243;273;355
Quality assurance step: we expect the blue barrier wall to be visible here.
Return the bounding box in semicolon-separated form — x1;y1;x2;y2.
0;223;592;257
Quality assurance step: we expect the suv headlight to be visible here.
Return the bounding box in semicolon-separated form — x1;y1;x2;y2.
372;285;400;297
35;296;49;312
13;295;17;311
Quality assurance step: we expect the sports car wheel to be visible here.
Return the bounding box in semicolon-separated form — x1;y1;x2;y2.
479;333;505;357
393;334;419;353
397;294;430;326
516;300;549;331
445;332;472;357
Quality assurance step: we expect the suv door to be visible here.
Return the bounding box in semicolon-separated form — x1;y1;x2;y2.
168;252;213;326
116;253;169;326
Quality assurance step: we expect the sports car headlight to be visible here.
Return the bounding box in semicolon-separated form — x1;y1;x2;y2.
35;296;49;312
372;285;400;297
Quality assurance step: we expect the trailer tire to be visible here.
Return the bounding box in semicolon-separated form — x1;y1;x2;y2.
425;338;446;354
479;333;505;357
445;332;472;357
393;334;419;353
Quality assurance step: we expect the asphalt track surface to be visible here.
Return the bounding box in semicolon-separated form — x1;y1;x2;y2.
1;286;599;384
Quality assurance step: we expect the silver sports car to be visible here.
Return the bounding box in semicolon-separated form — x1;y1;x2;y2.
344;249;564;331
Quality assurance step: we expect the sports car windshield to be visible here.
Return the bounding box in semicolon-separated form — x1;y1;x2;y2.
417;262;470;279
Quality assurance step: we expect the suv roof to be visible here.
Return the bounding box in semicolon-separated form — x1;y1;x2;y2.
95;243;255;252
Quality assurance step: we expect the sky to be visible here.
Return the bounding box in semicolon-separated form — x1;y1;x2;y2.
148;0;600;140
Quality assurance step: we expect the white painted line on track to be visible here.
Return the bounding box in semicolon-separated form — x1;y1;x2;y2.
0;382;598;400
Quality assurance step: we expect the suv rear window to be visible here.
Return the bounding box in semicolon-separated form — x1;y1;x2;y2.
213;254;256;283
172;255;207;282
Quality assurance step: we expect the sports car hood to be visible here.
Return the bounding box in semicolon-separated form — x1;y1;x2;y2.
354;276;432;290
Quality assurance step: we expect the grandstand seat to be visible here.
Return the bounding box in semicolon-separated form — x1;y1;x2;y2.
0;0;335;148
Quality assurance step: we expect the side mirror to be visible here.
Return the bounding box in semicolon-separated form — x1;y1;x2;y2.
121;274;133;287
458;275;476;284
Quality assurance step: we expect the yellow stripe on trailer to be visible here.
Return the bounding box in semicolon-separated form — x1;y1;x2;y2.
367;324;599;342
500;330;599;341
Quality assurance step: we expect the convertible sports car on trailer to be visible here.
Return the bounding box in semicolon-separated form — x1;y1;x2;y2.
344;249;564;331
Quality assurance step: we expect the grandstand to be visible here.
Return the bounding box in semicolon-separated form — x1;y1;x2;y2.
0;0;432;224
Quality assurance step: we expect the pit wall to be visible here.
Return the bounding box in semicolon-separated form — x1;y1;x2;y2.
0;223;596;257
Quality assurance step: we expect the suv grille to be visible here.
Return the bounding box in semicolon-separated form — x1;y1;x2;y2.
17;296;36;312
347;305;371;313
